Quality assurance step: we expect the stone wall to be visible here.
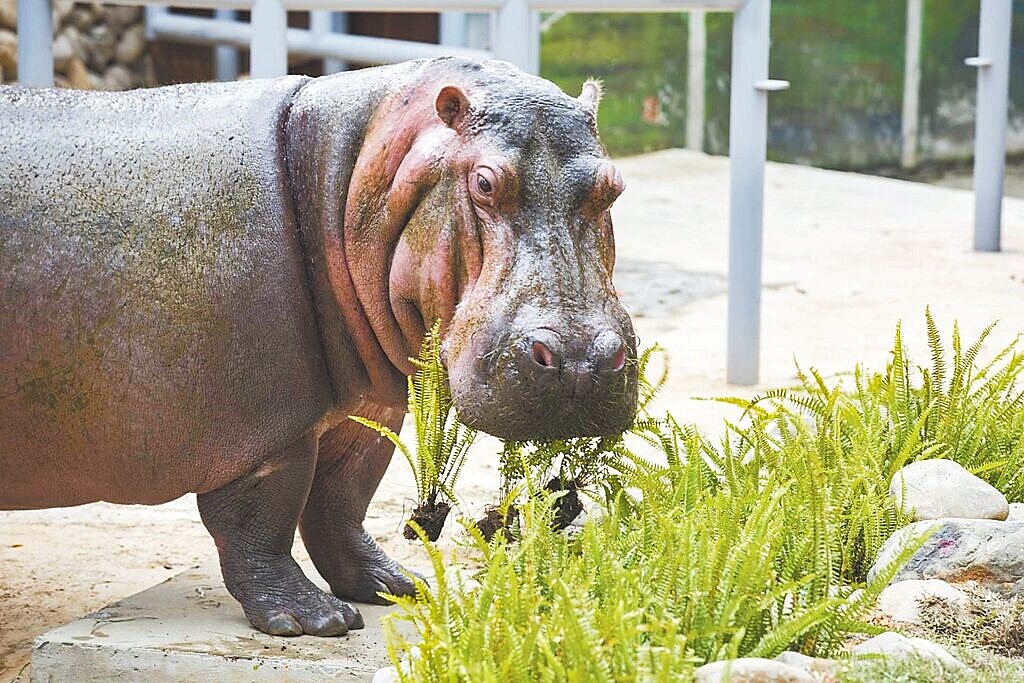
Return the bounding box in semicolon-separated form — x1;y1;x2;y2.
0;0;154;90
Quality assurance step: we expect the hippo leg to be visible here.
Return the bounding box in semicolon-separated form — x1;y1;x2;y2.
299;402;417;604
198;430;363;636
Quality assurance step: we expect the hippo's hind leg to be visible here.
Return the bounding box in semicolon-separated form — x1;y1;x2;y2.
299;402;418;604
198;430;363;636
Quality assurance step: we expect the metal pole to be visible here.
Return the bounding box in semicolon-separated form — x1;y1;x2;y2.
900;0;922;169
310;10;347;73
969;0;1012;252
16;0;53;87
686;9;706;152
250;0;288;78
440;11;468;46
727;0;786;386
493;0;538;73
214;8;240;81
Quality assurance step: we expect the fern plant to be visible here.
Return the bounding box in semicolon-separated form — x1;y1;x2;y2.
351;322;476;541
378;312;1020;679
383;419;931;681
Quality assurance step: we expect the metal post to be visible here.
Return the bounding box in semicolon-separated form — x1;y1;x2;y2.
440;11;468;47
250;0;288;79
310;10;346;73
727;0;787;385
968;0;1012;252
493;0;538;74
686;9;706;152
900;0;922;169
16;0;53;87
214;9;240;81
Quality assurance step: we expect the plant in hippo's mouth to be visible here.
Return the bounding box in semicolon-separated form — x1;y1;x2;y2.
350;321;476;542
474;344;668;539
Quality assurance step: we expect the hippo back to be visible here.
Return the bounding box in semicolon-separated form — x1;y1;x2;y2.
0;78;333;508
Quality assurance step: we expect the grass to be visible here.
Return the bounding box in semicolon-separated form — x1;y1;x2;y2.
378;313;1024;679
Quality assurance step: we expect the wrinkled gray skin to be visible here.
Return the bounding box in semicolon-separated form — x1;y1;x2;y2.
0;57;637;636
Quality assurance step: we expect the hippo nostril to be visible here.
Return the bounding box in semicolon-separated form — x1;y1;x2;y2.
532;340;555;368
610;344;627;372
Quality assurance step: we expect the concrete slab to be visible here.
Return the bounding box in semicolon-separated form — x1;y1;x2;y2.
29;563;408;682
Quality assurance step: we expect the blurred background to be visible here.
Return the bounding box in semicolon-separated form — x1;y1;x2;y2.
2;3;1023;183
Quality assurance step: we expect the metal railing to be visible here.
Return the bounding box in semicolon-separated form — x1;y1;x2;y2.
12;0;785;385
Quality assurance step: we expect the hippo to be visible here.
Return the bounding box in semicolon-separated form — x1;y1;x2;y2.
0;57;638;637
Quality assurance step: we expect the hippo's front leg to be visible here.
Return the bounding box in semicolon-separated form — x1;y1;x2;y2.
198;430;363;636
299;402;418;604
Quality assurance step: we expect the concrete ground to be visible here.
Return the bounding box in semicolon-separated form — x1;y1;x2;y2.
3;149;1023;681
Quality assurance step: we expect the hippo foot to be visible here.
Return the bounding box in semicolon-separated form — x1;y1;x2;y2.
226;554;364;637
323;527;422;605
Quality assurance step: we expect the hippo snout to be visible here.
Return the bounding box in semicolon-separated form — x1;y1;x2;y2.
448;319;639;442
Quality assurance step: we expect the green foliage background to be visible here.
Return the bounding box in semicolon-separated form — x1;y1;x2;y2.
539;4;1024;169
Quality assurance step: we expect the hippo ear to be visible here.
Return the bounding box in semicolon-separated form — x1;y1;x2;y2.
435;85;471;130
578;78;603;115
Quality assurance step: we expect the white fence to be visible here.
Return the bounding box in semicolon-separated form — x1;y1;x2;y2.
11;0;1013;384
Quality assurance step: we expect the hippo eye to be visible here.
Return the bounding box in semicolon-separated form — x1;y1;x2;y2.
477;174;492;194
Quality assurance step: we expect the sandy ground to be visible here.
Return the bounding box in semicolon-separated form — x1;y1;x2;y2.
3;149;1024;680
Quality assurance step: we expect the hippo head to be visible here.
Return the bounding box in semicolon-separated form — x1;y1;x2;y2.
326;59;638;440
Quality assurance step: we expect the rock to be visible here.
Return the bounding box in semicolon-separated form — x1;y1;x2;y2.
106;5;140;29
1007;502;1024;522
67;6;93;32
102;63;133;91
868;518;1024;594
371;667;400;683
0;0;15;32
60;25;87;63
86;24;116;68
773;651;837;675
87;2;107;24
66;56;91;89
694;658;816;683
52;0;73;24
52;32;73;71
851;631;965;669
115;24;145;64
890;459;1008;521
877;579;968;624
0;28;16;71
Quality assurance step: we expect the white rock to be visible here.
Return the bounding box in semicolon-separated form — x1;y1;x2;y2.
52;32;73;71
0;0;15;31
1006;502;1024;522
102;63;133;91
0;29;15;71
851;631;965;669
51;0;73;24
877;579;969;624
372;666;400;683
773;651;837;674
694;658;816;683
890;459;1008;521
115;24;145;64
868;518;1024;594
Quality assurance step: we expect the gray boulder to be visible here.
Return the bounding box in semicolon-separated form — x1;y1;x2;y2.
890;459;1008;521
868;518;1024;595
